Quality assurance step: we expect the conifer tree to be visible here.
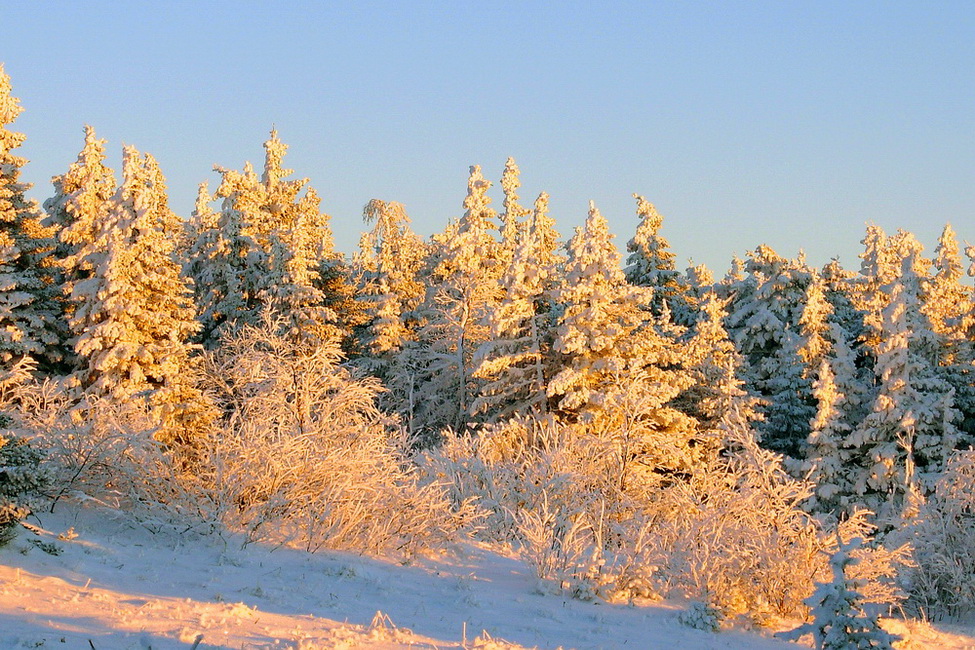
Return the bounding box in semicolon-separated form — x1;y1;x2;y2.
472;191;563;421
803;324;871;514
925;224;975;442
848;244;960;521
43;126;118;370
548;200;693;451
355;199;427;362
0;66;60;368
783;537;899;650
189;169;260;346
625;194;691;324
499;157;529;260
725;245;817;456
680;291;761;446
683;260;715;318
192;130;348;345
69;146;207;445
408;165;502;433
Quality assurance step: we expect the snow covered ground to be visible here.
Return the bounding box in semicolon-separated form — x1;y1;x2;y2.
1;503;973;650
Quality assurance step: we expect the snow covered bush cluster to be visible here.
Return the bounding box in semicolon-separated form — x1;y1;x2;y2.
0;359;49;545
0;62;973;625
903;451;975;618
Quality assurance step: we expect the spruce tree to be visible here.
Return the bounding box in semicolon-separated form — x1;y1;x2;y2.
192;130;348;345
409;165;502;433
848;244;960;522
925;224;975;443
0;65;60;368
725;245;817;456
548;200;695;464
355;199;427;363
69;146;207;445
624;194;691;324
498;157;529;261
803;323;870;514
43;125;118;370
472;191;563;421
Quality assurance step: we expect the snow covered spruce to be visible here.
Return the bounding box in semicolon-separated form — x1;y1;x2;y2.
0;63;973;647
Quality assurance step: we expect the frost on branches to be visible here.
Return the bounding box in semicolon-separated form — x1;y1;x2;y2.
848;243;959;523
190;130;345;346
473;191;563;422
68;146;208;447
43;125;117;371
0;65;60;369
781;537;899;650
407;165;503;434
624;194;691;325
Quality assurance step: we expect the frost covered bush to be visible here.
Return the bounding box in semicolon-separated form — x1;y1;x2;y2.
12;380;217;532
424;411;908;619
678;601;725;632
0;431;46;546
198;314;471;555
421;416;618;544
781;537;899;650
903;451;975;618
0;359;51;545
646;427;824;618
421;414;658;598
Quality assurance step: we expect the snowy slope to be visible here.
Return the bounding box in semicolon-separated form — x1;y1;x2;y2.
1;503;972;650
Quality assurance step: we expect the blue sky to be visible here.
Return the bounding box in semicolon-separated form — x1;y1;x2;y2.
3;1;974;274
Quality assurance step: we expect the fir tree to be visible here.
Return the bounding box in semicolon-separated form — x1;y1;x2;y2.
782;537;899;650
925;224;975;443
409;165;502;433
193;130;348;345
804;324;871;514
624;194;691;324
499;157;529;260
354;199;427;363
70;146;207;446
679;291;762;452
548;200;693;450
725;245;817;456
848;244;960;522
0;65;60;368
472;191;563;421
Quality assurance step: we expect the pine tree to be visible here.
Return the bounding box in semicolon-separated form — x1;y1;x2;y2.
192;130;347;345
848;243;960;521
782;537;899;650
624;194;691;324
548;200;693;450
0;65;60;368
499;157;529;260
43;125;118;369
472;191;563;421
804;323;871;514
725;245;817;456
408;165;502;434
925;224;975;443
679;291;762;451
69;146;207;445
355;199;427;363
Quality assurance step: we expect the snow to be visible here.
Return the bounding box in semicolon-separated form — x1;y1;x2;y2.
2;503;973;650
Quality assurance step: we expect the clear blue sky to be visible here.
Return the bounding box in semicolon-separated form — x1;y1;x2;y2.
3;1;974;275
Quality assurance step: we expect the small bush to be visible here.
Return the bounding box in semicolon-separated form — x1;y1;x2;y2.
904;451;975;618
0;358;51;546
0;431;49;546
